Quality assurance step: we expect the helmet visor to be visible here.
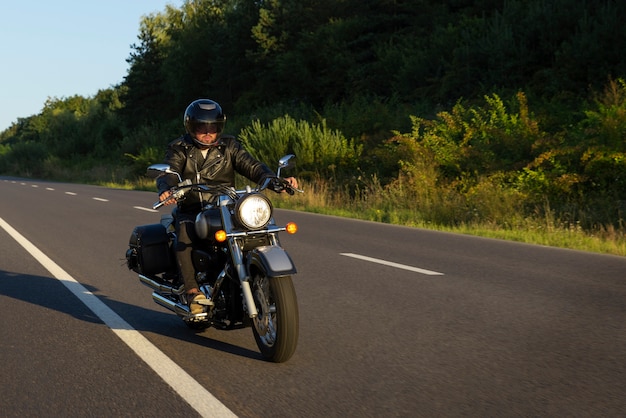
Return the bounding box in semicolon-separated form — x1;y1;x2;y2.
191;121;225;135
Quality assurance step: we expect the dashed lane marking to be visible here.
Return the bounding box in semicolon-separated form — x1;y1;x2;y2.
340;252;444;276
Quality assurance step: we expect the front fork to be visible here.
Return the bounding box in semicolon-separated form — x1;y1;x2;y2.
228;238;258;318
219;203;259;318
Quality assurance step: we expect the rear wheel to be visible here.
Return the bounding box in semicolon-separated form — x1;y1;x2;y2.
251;272;299;362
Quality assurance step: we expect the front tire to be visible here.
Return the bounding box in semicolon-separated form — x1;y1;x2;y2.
251;273;299;362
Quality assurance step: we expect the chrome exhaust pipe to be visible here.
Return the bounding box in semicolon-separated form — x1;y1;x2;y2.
139;274;175;293
142;275;208;320
152;292;191;317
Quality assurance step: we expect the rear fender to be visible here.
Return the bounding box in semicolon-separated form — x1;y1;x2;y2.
246;245;297;277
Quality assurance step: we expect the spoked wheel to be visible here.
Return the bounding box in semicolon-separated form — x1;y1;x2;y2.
251;272;299;362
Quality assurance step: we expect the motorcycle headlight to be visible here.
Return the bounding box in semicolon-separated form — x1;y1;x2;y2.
234;193;273;230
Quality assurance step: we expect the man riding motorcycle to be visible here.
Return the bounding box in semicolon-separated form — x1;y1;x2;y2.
157;99;298;314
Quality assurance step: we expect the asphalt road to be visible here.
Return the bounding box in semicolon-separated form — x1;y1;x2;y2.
1;177;625;417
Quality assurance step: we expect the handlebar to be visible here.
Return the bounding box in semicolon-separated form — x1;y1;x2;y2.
260;176;304;195
152;176;302;210
152;199;168;210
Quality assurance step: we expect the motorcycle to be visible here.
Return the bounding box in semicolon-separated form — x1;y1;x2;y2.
125;155;302;363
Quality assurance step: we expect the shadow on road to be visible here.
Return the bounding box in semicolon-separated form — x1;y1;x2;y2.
0;268;264;361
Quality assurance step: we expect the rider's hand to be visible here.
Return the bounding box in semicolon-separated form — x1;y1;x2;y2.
284;177;298;189
159;190;175;206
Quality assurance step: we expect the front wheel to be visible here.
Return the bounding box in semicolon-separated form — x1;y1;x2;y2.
251;273;299;362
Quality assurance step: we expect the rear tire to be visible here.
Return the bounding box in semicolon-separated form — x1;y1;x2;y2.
251;273;299;362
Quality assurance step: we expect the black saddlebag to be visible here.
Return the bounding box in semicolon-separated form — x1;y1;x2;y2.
126;224;174;275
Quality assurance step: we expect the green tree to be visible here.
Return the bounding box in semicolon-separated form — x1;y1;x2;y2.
121;9;174;125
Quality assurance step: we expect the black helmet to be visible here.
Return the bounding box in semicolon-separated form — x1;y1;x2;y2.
184;99;226;147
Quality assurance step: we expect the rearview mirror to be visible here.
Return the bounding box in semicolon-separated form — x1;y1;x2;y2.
146;164;182;183
277;154;296;177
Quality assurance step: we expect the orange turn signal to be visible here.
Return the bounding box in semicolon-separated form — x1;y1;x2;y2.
214;230;227;242
286;222;298;234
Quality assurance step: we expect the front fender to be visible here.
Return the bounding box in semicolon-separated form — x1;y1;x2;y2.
247;245;297;277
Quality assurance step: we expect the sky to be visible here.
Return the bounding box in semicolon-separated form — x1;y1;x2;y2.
0;1;183;132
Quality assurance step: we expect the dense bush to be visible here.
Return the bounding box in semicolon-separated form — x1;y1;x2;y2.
239;115;362;179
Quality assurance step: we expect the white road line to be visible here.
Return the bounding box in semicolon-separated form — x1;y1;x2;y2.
65;192;77;196
0;217;236;418
340;252;444;276
134;206;158;212
46;187;55;191
92;197;109;202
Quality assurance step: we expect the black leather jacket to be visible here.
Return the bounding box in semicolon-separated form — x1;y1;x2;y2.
157;134;274;212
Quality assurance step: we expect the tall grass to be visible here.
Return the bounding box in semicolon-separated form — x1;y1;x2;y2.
271;177;626;257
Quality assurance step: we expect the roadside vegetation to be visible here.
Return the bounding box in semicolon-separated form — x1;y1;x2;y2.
1;0;625;256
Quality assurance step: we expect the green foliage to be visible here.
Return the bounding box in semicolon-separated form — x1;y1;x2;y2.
508;78;626;228
125;146;162;178
120;9;175;125
239;115;362;178
393;92;541;181
580;78;626;151
0;141;48;177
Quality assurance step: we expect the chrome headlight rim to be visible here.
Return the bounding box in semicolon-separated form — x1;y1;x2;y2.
234;193;273;230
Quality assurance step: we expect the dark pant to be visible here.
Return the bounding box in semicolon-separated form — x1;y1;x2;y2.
174;211;199;293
